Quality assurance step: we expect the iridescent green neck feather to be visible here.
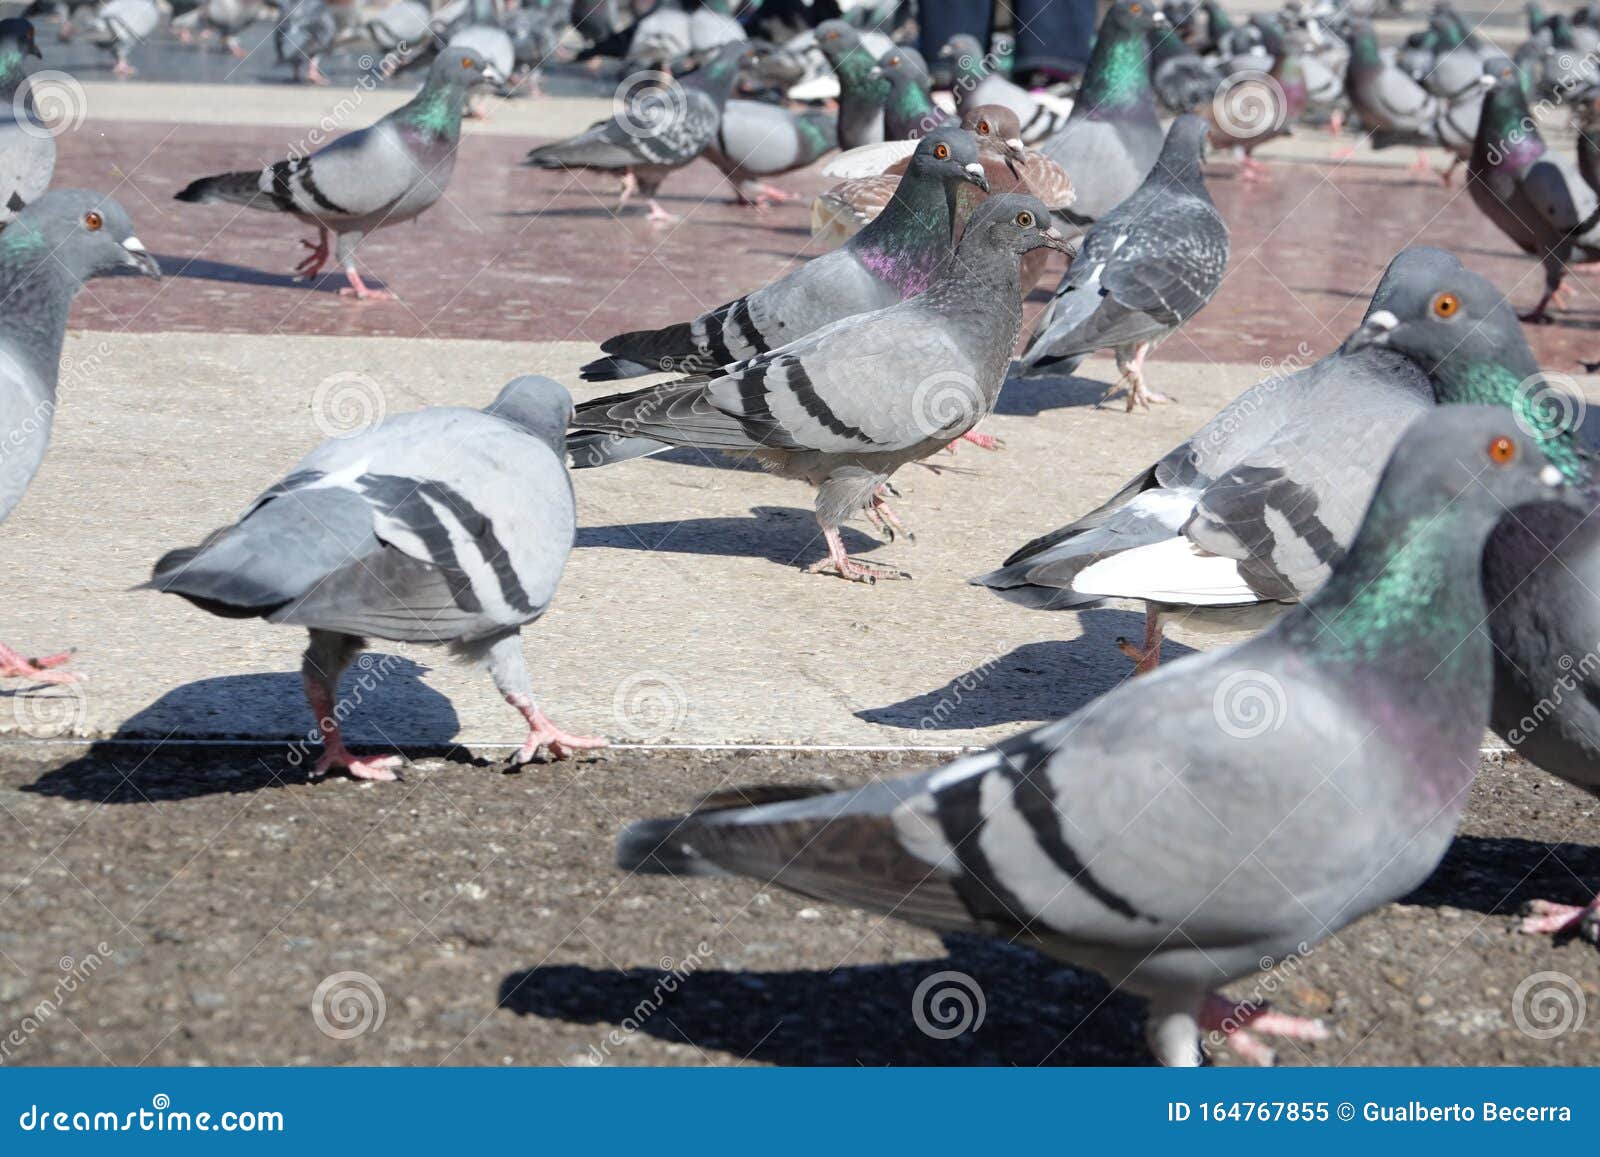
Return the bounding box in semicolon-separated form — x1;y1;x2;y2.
1077;19;1151;113
1433;360;1587;481
397;78;468;141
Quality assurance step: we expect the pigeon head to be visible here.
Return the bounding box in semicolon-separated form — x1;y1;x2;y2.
1476;59;1541;164
870;49;929;88
1105;0;1166;36
488;375;572;456
1362;246;1463;324
961;105;1026;172
939;32;987;77
429;46;504;88
907;126;989;193
814;19;864;65
0;17;41;64
958;193;1073;258
0;190;160;283
742;40;806;87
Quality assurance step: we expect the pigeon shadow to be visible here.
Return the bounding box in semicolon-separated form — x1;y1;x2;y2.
991;369;1123;416
854;614;1197;732
576;505;883;568
498;933;1149;1065
155;253;360;294
1403;832;1600;919
17;656;463;803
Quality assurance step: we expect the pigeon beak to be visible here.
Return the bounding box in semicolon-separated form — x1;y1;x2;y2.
121;236;161;279
1040;225;1073;253
27;38;41;57
1540;463;1566;488
868;65;884;80
482;64;506;85
1345;308;1398;352
963;161;989;192
1152;9;1168;24
1002;137;1026;176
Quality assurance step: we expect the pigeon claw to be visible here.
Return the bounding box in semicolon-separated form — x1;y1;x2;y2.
506;701;608;765
1199;993;1329;1067
312;748;404;782
1519;897;1600;944
0;642;80;685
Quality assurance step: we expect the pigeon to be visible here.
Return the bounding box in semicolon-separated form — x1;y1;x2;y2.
1019;115;1228;412
809;106;1074;296
273;0;338;84
523;41;747;223
625;0;690;69
86;0;160;76
811;105;1074;247
504;2;564;97
1342;17;1487;178
688;0;745;56
1347;259;1600;945
0;191;159;685
1203;17;1305;181
21;0;98;41
1150;17;1224;115
449;7;516;117
939;32;1070;143
365;0;432;71
173;0;268;57
0;19;52;223
1039;0;1167;231
1469;62;1600;323
704;99;834;207
176;48;501;301
569;194;1070;582
974;246;1456;670
1577;86;1600;195
145;377;606;779
579;125;989;383
814;19;889;149
619;405;1580;1066
874;47;947;141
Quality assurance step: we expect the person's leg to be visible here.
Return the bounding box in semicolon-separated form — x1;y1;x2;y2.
918;0;995;66
1013;0;1097;81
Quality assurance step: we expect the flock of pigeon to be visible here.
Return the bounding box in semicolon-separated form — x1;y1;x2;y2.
2;0;1600;1066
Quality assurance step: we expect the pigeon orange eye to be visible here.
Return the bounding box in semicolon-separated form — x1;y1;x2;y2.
462;57;476;69
1432;292;1460;318
934;143;950;159
83;211;102;232
1130;2;1142;13
978;120;990;133
1488;436;1516;465
1015;211;1035;227
889;56;900;66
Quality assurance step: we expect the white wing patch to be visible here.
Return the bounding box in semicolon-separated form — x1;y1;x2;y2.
1072;535;1259;605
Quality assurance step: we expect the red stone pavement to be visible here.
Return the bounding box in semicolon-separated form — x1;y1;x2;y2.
49;119;1600;369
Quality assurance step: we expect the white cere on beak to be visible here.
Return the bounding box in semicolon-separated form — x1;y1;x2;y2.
1365;309;1399;332
122;236;147;252
965;163;985;178
1541;464;1564;487
1006;138;1025;151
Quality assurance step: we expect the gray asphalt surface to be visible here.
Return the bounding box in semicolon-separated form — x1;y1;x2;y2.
0;744;1595;1066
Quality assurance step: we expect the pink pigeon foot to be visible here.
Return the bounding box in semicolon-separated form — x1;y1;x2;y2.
112;59;137;76
227;38;247;58
806;523;909;583
954;428;1003;450
339;267;395;301
312;746;404;781
1520;896;1600;942
645;199;677;224
294;229;331;279
506;696;608;763
864;490;915;544
0;642;79;685
1116;607;1165;675
1200;993;1329;1066
176;26;192;43
754;182;799;204
1238;155;1270;182
305;59;328;85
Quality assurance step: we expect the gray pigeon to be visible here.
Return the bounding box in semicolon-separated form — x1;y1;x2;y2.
1469;63;1600;323
619;405;1579;1066
0;19;52;223
569;194;1070;583
0;190;159;684
875;47;947;141
1343;245;1600;945
688;0;744;56
145;377;606;779
86;0;160;75
1039;0;1167;230
273;0;338;84
814;19;889;149
704;99;834;206
578;125;988;384
626;0;690;69
973;246;1464;671
1020;115;1228;411
173;0;271;57
1343;17;1489;177
175;48;501;301
523;41;747;222
940;33;1069;143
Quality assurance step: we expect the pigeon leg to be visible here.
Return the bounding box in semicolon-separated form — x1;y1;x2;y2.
1238;154;1269;182
1118;343;1168;411
1520;894;1600;943
616;169;638;213
481;634;607;764
1328;109;1343;136
338;265;396;301
226;35;246;58
1198;993;1329;1066
0;641;79;685
176;25;192;43
1115;606;1164;674
754;182;800;204
1519;288;1558;325
112;54;137;76
645;199;677;224
1438;155;1460;186
301;631;403;781
1410;150;1430;173
805;521;909;583
305;57;328;85
864;489;915;544
293;226;331;279
949;427;1003;451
